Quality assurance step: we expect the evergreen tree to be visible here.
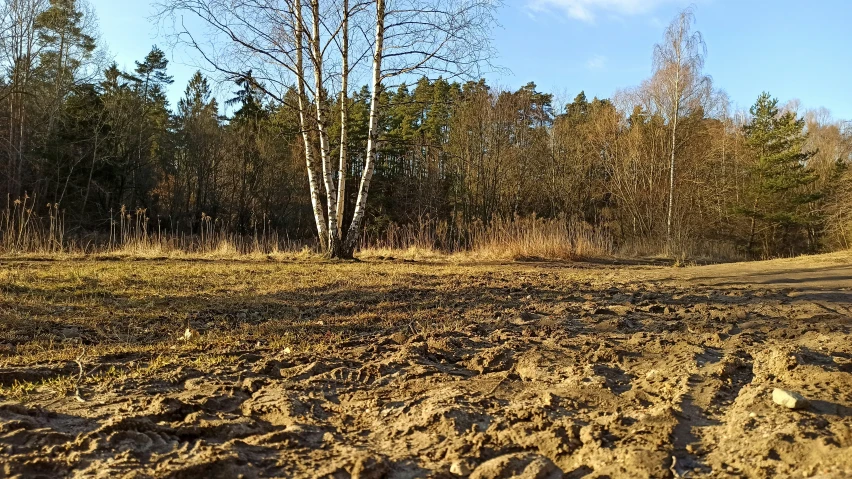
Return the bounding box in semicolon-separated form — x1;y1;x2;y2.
226;71;265;120
24;0;98;206
34;0;96;88
741;92;820;256
172;71;221;219
224;72;268;232
125;46;173;208
97;63;141;213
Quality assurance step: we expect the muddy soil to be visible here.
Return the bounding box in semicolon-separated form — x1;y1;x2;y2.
1;257;851;478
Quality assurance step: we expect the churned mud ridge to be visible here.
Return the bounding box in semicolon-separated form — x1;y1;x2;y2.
1;262;852;478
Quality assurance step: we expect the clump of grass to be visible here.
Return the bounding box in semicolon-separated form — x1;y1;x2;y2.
360;215;612;261
192;354;237;370
0;379;41;402
0;375;78;402
466;215;613;261
1;194;66;254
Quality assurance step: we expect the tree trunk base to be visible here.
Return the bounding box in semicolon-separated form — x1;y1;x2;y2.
324;239;356;260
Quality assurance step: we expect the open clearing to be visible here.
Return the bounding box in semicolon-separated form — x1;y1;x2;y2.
0;253;851;478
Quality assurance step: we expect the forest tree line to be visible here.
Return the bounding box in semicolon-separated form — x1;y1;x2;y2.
2;0;851;258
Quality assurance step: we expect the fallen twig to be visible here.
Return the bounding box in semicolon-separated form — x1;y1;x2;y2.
73;349;88;403
670;455;681;478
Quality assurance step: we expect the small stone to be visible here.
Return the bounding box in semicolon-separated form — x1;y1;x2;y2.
510;311;540;325
772;388;809;410
450;460;473;476
181;327;197;341
540;391;557;407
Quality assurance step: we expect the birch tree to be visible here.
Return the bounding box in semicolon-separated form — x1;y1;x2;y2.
157;0;498;257
650;8;710;252
0;0;47;198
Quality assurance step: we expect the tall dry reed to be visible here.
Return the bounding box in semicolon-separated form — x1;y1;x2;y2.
2;197;617;261
1;196;313;257
361;215;613;261
1;194;65;254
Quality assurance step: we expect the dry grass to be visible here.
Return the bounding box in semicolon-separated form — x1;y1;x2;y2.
0;259;465;399
465;216;613;261
2;198;615;262
0;257;651;389
356;246;450;261
362;215;613;262
1;251;848;402
1;198;316;258
616;235;745;263
1;195;66;254
4;195;847;265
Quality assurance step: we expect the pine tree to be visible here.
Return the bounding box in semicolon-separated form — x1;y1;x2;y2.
173;71;221;219
227;71;265;120
125;47;173;207
27;0;98;206
741;92;820;256
34;0;96;95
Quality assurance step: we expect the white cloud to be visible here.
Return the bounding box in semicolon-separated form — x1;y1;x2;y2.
586;55;607;70
527;0;687;23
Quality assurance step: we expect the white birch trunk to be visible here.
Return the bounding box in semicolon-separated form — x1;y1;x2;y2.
667;94;678;253
344;0;385;254
309;0;341;254
666;30;683;254
294;0;329;247
335;0;349;229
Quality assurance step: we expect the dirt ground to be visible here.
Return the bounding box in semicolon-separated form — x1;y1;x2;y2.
0;253;850;478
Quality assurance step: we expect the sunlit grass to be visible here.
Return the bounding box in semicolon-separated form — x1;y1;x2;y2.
1;251;844;402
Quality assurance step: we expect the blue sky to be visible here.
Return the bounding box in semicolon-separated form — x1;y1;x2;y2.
90;0;852;119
